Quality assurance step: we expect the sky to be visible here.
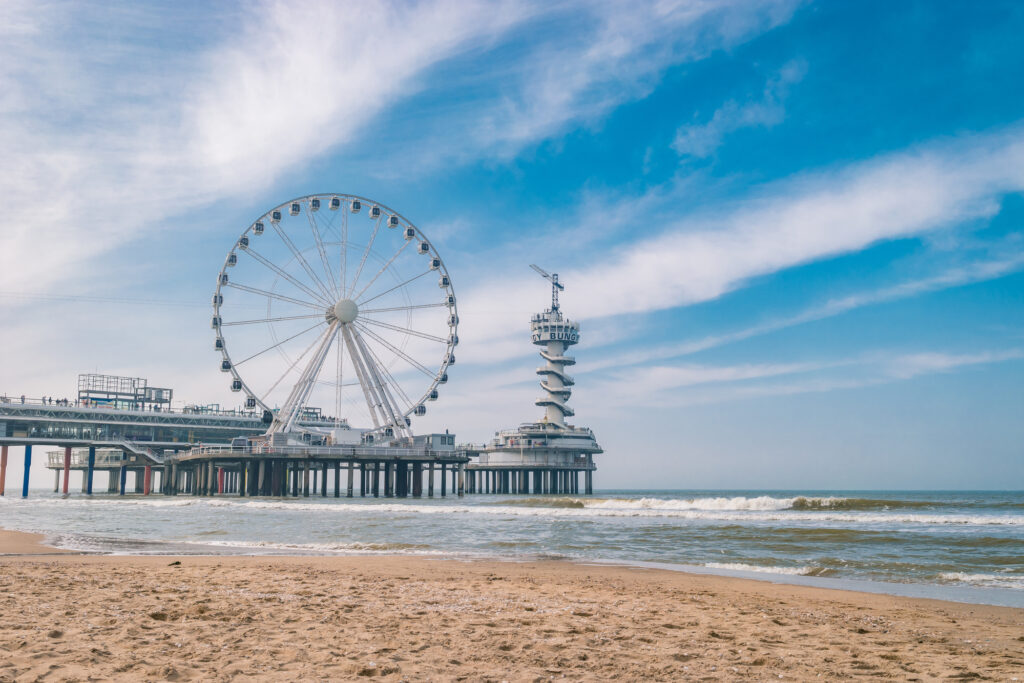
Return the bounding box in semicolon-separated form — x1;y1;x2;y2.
1;0;1022;490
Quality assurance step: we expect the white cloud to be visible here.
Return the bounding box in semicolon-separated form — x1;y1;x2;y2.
453;125;1024;366
673;58;807;158
0;1;534;294
579;251;1024;374
574;348;1024;412
465;0;801;159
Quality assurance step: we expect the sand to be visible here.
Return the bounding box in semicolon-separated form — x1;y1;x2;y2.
0;530;1022;681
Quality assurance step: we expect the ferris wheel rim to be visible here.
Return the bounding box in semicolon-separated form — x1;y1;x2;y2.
211;192;458;433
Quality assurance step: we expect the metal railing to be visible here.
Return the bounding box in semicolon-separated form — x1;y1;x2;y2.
183;443;460;459
46;449;131;468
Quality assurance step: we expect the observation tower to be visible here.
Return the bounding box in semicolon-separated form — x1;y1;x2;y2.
466;266;602;495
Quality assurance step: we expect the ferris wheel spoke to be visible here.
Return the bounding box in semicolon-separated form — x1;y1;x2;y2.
221;313;325;327
359;302;450;314
307;210;340;297
339;210;348;297
224;283;324;311
270;221;335;302
351;239;412;301
358;269;432;307
347;214;384;298
259;323;333;403
359;317;448;343
233;321;326;367
353;321;436;378
235;246;331;305
276;322;339;433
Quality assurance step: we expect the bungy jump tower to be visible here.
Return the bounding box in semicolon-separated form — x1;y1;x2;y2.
467;265;603;495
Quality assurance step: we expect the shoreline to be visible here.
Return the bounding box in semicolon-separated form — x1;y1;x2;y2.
4;525;1023;610
2;530;1022;680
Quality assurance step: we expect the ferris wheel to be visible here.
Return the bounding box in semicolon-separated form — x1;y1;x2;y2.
211;194;458;439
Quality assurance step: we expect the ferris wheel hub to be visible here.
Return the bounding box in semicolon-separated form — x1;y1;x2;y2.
332;298;359;323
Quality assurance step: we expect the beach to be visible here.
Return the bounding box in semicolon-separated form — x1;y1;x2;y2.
2;530;1022;681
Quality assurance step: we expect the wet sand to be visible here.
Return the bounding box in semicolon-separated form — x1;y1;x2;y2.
1;529;1022;681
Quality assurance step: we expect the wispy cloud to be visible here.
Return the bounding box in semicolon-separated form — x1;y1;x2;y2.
580;251;1024;374
673;59;807;158
0;0;800;297
455;125;1024;362
464;0;801;160
576;348;1024;412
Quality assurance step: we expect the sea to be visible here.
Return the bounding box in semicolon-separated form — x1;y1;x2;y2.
2;489;1023;607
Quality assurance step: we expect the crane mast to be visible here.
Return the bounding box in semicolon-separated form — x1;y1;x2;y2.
530;263;564;313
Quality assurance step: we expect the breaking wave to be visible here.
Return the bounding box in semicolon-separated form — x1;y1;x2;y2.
5;494;1023;525
937;572;1024;589
703;562;837;577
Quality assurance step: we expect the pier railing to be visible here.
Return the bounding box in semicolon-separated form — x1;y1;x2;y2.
46;449;130;468
181;444;463;460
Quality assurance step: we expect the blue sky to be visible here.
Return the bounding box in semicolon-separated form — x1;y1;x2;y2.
1;0;1022;489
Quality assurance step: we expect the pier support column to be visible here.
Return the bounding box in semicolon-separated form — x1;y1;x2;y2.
413;463;423;497
302;460;310;497
321;462;328;497
54;469;60;492
585;465;593;495
144;465;153;496
119;455;128;496
346;461;353;498
372;463;380;498
217;467;224;495
457;464;465;497
62;446;71;495
0;445;7;496
258;460;266;496
428;462;434;497
85;447;95;495
334;462;340;498
22;445;32;498
440;463;447;497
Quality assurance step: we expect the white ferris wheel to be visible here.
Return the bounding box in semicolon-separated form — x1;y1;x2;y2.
212;194;458;439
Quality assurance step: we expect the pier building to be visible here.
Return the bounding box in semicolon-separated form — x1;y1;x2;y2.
466;266;602;495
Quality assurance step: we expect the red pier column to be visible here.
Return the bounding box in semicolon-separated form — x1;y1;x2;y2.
0;445;7;496
144;466;152;496
217;467;225;495
62;446;71;495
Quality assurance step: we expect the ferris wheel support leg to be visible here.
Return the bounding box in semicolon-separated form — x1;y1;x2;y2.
349;327;408;437
341;326;385;430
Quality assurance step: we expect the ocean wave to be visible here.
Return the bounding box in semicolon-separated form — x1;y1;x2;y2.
6;493;1023;525
791;497;935;511
703;562;836;577
937;572;1024;589
587;496;796;511
200;539;435;554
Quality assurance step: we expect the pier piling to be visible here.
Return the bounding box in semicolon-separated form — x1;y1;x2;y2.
62;446;71;495
0;445;7;496
22;445;32;498
84;446;94;493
